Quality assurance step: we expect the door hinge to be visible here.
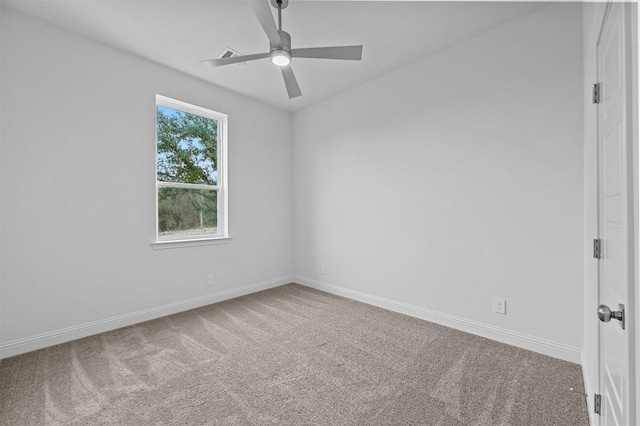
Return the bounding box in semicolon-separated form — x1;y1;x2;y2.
594;393;602;415
592;83;601;104
593;239;602;259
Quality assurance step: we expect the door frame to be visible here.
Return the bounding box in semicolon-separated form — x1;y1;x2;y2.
634;4;639;425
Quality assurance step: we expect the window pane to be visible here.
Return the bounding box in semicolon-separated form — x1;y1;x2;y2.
156;106;218;185
157;187;217;238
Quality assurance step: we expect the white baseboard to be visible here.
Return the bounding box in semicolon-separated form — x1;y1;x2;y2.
3;275;583;364
295;276;582;364
0;276;293;359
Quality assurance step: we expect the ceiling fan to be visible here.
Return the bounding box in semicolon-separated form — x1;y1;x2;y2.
200;0;363;99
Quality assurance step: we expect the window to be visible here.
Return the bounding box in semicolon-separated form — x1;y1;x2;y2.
154;95;228;246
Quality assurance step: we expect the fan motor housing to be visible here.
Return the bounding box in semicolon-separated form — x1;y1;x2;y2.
271;30;292;52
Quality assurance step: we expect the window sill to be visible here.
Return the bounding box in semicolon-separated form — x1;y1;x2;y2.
151;236;232;250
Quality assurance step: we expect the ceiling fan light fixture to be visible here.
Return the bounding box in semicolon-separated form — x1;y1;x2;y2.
270;49;291;67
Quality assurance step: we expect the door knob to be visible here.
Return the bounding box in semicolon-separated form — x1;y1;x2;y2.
597;304;625;329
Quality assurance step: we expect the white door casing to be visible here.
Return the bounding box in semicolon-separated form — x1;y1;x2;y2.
596;2;636;425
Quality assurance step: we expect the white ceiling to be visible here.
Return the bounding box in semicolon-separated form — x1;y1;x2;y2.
2;0;549;112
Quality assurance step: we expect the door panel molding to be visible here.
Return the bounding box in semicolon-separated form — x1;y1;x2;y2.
595;2;637;425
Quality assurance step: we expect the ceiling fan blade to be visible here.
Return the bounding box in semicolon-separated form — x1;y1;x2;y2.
281;65;302;98
200;52;270;67
248;0;281;46
291;45;363;61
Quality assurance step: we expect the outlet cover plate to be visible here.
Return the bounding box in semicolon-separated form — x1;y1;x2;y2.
493;298;506;314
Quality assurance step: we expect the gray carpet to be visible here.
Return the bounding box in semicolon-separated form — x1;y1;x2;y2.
0;284;589;425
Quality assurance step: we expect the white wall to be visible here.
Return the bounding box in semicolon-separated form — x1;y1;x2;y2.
0;8;293;357
293;3;584;362
1;3;588;364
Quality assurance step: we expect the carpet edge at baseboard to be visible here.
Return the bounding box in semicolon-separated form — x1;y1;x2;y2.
0;275;294;359
294;276;582;364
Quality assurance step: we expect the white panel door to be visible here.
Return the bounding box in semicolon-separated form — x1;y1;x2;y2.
596;2;635;425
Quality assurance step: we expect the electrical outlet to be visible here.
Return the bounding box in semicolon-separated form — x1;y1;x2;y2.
493;298;506;314
206;274;214;286
320;264;326;275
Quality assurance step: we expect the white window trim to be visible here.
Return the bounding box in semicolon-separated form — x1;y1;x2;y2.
151;236;232;250
153;95;229;248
